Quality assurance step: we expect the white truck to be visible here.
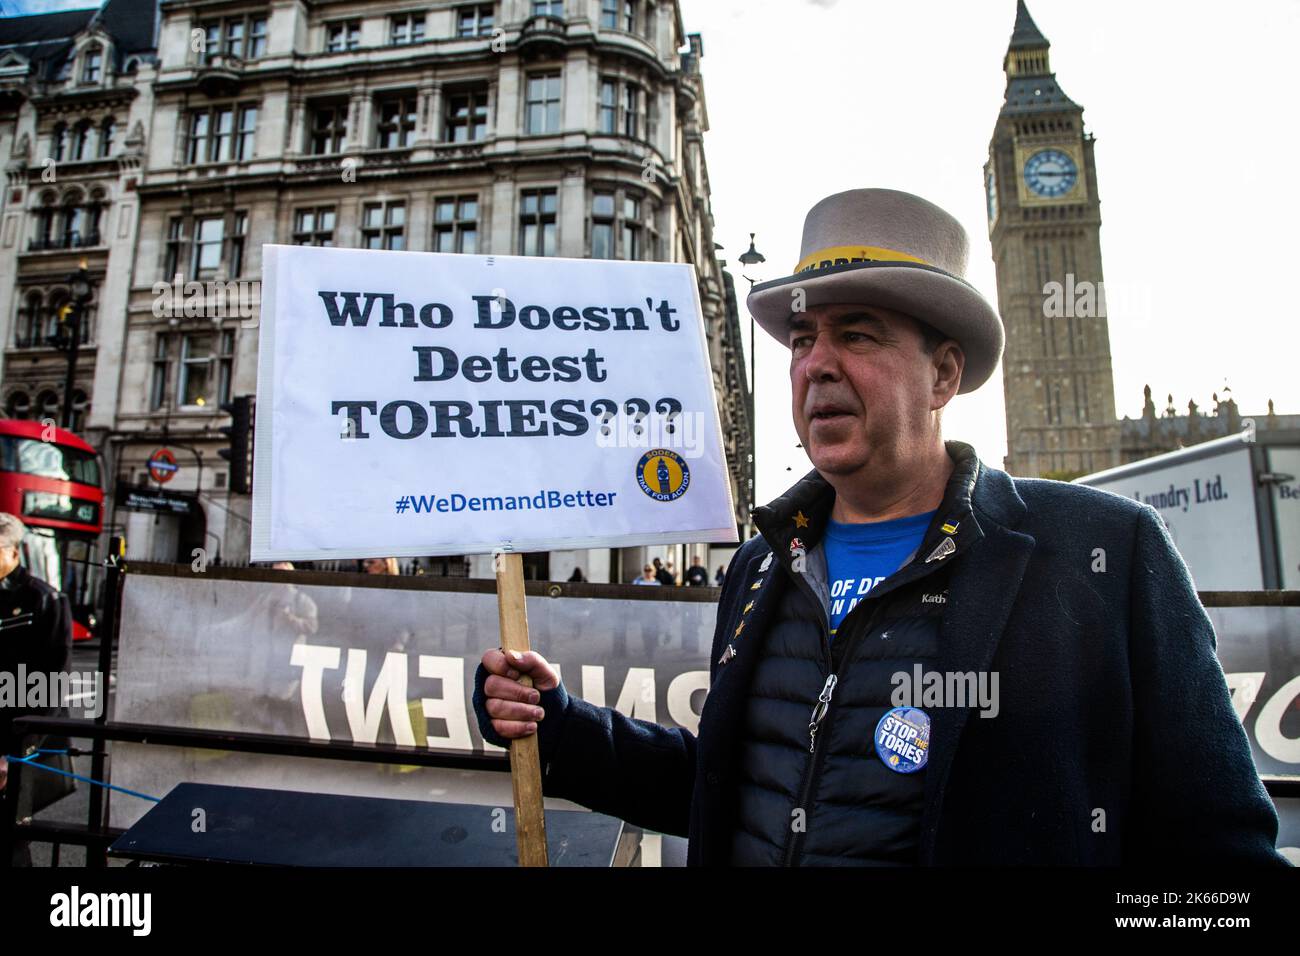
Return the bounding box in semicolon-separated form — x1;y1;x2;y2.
1074;429;1300;590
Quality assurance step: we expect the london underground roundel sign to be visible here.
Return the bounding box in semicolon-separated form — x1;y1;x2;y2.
147;448;179;484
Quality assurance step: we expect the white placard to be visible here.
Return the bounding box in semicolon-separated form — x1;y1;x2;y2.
251;245;737;560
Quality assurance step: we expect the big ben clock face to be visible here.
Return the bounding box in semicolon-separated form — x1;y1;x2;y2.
1024;149;1078;198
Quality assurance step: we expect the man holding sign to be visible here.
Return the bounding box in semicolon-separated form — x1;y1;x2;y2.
254;238;742;864
475;188;1286;866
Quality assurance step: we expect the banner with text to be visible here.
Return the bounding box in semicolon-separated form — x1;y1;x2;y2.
109;571;716;830
252;245;736;560
107;570;1299;857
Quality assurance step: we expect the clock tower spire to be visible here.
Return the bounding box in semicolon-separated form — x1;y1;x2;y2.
986;1;1121;478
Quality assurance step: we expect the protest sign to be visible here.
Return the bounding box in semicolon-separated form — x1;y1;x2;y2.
251;245;737;561
250;244;737;864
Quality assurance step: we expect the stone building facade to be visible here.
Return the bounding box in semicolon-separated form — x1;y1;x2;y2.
0;0;155;446
1120;387;1300;465
0;0;753;583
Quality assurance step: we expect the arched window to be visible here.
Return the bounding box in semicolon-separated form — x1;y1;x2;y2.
86;188;106;244
71;120;91;161
61;191;84;246
16;291;43;347
33;191;57;249
45;290;69;341
70;389;89;431
98;117;115;157
36;390;61;422
79;298;97;345
51;122;68;161
5;391;32;420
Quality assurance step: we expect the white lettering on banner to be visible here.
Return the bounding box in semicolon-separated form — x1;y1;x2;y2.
290;643;340;739
343;650;415;746
286;644;1300;769
252;246;737;561
667;671;710;736
1226;671;1266;721
418;654;473;751
581;664;606;707
1255;673;1300;765
614;667;657;723
287;641;709;748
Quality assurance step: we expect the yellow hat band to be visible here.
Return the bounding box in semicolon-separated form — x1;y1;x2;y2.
794;244;932;274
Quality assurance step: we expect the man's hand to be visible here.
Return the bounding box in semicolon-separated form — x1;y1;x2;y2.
480;648;560;740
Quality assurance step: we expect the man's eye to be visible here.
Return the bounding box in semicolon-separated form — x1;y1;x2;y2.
790;335;812;349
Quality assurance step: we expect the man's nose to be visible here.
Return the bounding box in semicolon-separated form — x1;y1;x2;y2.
803;331;842;382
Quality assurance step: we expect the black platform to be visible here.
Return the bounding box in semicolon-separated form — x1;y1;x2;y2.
109;783;626;867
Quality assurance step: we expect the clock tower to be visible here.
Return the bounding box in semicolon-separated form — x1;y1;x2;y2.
986;1;1121;478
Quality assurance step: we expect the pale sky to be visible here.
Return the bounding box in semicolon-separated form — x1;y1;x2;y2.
684;0;1300;503
7;0;1299;505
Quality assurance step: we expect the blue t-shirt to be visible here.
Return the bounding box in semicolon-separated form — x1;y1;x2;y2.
823;510;936;636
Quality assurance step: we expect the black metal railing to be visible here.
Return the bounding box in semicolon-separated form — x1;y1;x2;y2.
2;562;1292;868
11;319;94;349
26;232;102;252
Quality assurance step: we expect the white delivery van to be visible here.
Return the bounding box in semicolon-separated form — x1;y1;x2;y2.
1074;430;1300;590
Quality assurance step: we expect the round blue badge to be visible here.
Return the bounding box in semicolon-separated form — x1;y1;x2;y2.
873;707;931;774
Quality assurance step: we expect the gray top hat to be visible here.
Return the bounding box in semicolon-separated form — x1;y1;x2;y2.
746;188;1005;393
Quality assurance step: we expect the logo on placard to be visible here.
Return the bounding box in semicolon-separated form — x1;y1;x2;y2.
636;449;690;502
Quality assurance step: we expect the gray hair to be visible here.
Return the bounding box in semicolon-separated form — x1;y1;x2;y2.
0;512;26;549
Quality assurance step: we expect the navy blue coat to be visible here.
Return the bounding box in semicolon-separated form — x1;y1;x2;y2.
473;451;1288;865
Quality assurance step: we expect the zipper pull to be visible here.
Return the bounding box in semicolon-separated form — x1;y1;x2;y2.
807;673;838;753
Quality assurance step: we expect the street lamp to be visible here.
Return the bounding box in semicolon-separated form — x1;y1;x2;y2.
736;233;765;513
69;269;92;303
57;262;93;430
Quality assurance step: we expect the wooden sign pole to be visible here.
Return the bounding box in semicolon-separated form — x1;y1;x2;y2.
494;551;549;867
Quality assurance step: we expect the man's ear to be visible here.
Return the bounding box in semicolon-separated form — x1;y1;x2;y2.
932;341;964;409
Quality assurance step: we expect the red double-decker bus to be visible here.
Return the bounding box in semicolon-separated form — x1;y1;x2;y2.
0;419;104;641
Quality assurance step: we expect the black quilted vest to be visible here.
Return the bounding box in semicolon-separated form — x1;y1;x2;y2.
729;446;981;866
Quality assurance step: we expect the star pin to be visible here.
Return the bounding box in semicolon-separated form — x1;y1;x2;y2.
734;620;745;636
743;600;754;614
793;511;810;529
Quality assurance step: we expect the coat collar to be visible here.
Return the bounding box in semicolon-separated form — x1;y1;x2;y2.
919;452;1035;863
707;442;1038;865
0;565;32;591
751;441;992;570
